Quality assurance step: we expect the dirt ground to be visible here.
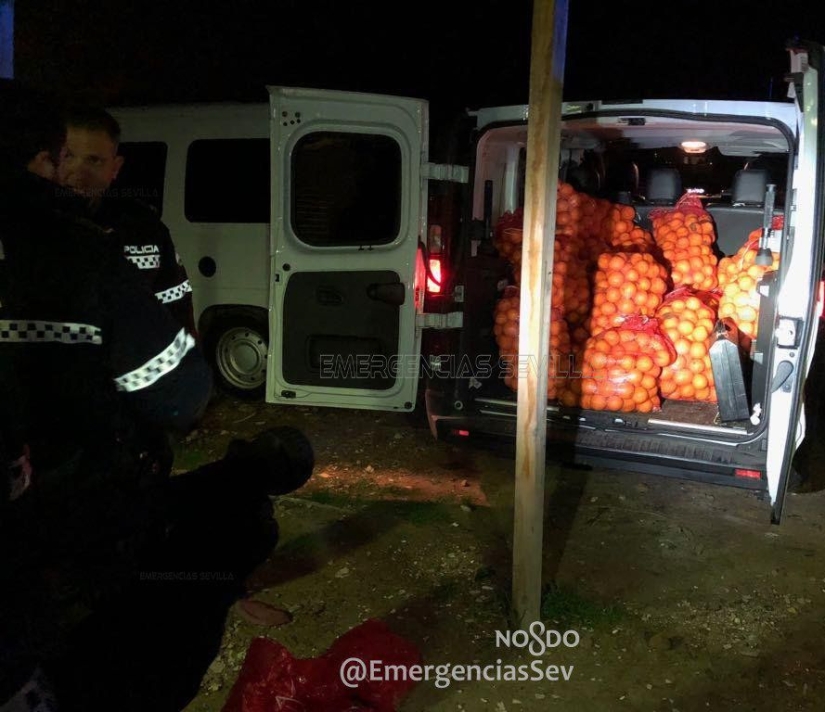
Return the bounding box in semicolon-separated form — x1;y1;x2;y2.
179;391;825;712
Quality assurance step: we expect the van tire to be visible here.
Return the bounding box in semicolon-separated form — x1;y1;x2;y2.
204;309;269;400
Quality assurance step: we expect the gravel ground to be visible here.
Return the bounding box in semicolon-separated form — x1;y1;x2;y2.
178;391;825;712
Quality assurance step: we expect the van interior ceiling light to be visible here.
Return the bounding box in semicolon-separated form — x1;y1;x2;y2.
681;140;708;154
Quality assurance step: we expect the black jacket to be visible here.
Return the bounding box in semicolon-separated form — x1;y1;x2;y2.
0;169;212;694
91;196;197;337
0;171;211;467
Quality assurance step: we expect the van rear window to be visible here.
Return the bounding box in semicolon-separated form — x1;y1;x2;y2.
185;138;270;223
113;141;168;216
291;132;402;247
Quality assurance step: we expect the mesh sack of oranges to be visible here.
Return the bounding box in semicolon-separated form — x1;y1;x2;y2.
717;216;782;351
650;192;719;291
579;195;612;262
492;207;524;269
556;182;583;240
580;315;676;413
493;285;520;357
496;296;573;400
602;204;656;252
589;252;669;333
505;199;590;323
550;235;591;323
494;182;586;273
655;288;720;402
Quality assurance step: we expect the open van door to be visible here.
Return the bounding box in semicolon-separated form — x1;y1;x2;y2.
764;42;825;523
266;87;429;411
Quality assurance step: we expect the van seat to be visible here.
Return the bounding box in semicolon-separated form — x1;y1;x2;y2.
706;169;771;255
635;168;682;226
602;159;640;203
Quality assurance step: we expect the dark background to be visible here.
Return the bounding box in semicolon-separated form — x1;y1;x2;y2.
13;0;824;138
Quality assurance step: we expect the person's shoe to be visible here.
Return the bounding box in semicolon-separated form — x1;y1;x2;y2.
226;426;314;496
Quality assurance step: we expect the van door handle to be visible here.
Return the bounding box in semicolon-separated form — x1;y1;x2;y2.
316;287;343;306
367;283;405;306
771;360;794;392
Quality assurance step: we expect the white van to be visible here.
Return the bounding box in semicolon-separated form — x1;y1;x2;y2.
110;41;825;523
109;102;272;397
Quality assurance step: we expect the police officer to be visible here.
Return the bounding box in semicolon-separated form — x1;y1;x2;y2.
0;81;313;712
58;105;196;336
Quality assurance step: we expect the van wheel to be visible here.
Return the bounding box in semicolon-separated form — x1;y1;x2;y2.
204;310;269;399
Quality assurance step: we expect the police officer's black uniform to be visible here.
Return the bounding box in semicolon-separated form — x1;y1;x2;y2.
92;196;197;336
0;159;214;708
0;162;317;712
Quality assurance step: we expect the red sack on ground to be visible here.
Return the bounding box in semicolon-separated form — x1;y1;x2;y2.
221;619;422;712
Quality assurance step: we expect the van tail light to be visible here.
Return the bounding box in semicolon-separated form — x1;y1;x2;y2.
427;258;443;294
818;280;825;319
426;225;444;294
734;468;762;480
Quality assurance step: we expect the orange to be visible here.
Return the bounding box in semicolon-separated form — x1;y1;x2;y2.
605;286;622;303
689;341;707;360
608;255;626;272
692;373;709;390
679;384;695;399
738;305;758;323
608;271;625;288
606;395;624;411
689;358;706;374
673;368;693;386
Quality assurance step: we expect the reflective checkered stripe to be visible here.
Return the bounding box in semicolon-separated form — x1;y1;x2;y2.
126;254;160;270
0;320;102;345
155;279;193;304
114;328;195;392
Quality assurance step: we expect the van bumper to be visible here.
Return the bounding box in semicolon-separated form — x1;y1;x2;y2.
425;387;768;492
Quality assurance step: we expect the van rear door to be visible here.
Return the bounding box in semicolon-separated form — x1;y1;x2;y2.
266;87;428;411
765;42;825;523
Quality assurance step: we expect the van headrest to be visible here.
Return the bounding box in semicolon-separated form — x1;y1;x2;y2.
567;164;601;195
604;159;639;195
645;168;682;205
731;169;769;206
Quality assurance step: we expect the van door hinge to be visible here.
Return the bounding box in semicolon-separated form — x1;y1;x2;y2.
416;312;464;329
423;163;469;184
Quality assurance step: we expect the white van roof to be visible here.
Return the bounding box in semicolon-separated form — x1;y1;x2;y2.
472;99;797;132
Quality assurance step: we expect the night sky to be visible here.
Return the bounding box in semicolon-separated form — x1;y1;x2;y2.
13;0;824;135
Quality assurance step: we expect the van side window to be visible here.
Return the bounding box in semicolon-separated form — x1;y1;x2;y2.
291;132;401;246
185;138;270;223
113;141;168;216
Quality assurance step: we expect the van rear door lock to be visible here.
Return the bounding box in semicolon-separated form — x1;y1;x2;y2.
775;317;802;348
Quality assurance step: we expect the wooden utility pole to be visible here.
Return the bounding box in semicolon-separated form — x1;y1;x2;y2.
512;0;569;627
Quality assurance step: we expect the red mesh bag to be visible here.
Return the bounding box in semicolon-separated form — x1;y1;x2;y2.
221;619;421;712
655;287;720;402
492;208;524;268
589;251;669;333
650;193;719;291
580;315;676;413
717;216;782;350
